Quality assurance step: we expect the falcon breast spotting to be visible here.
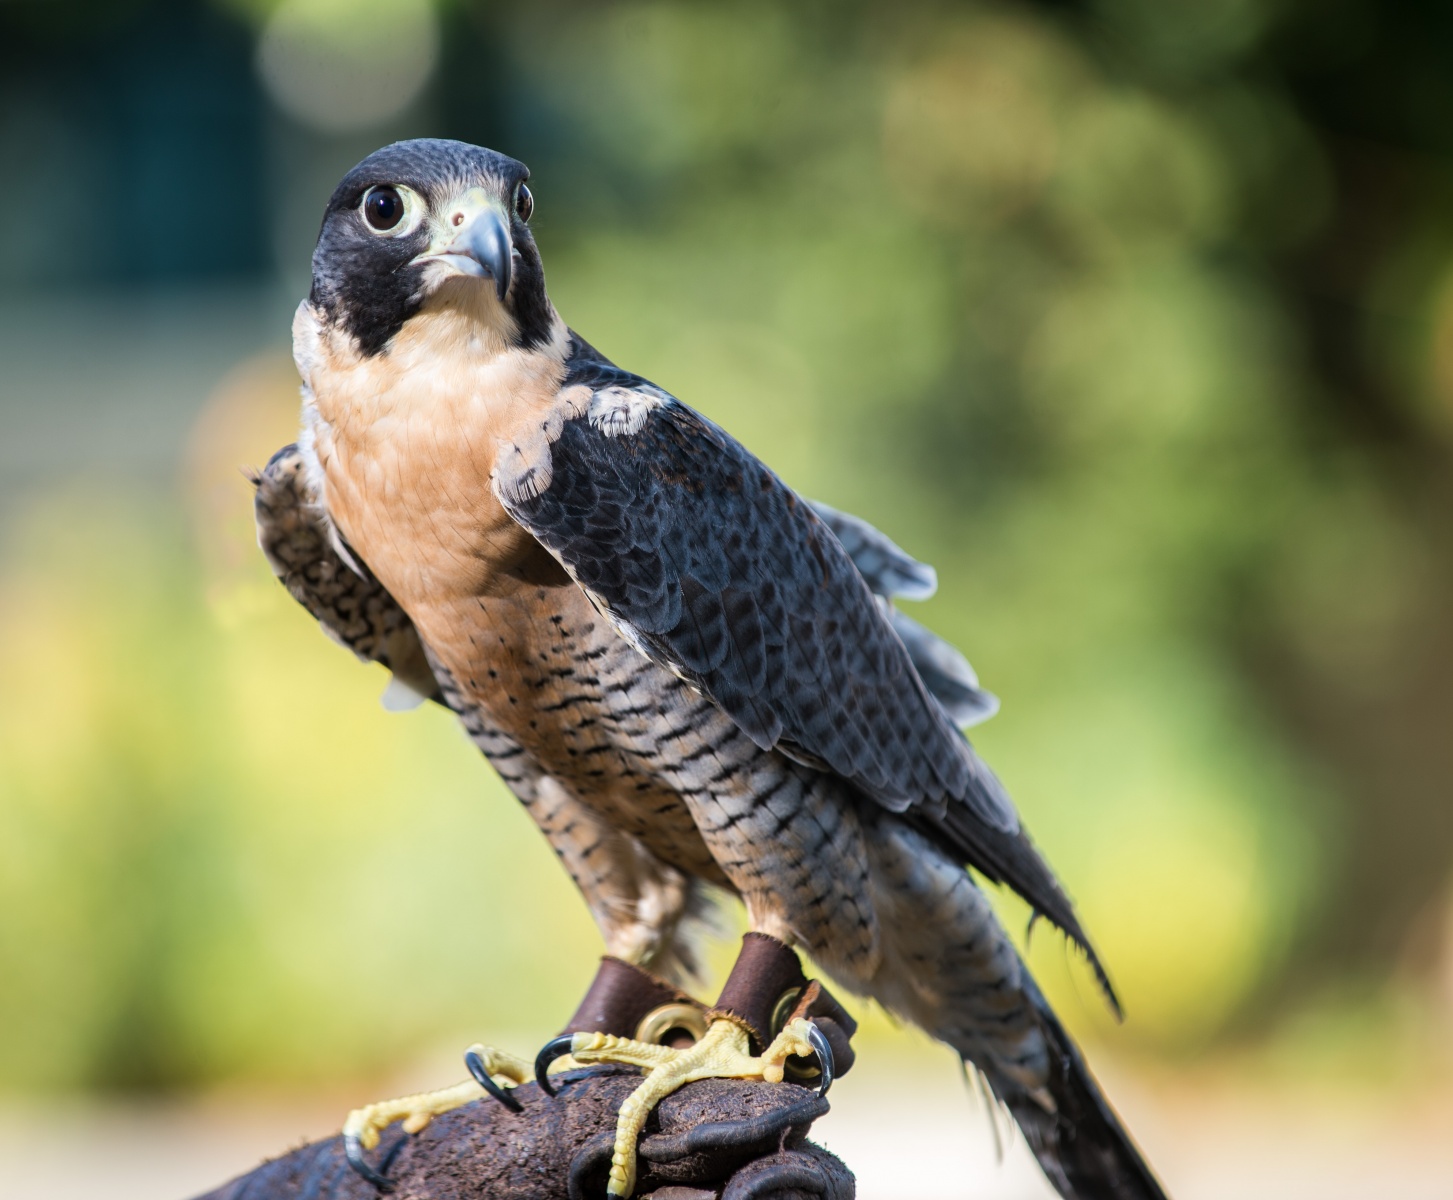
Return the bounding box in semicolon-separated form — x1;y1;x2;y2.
257;138;1168;1200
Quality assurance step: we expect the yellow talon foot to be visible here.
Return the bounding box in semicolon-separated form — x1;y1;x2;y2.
342;1045;532;1190
567;1017;828;1198
343;1077;482;1151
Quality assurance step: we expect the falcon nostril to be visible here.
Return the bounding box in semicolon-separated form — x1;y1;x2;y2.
452;212;465;227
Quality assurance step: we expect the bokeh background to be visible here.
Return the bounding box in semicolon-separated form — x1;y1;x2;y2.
3;1;1453;1196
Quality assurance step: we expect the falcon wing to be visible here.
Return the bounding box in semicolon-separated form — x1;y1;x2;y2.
499;387;997;824
807;500;1000;729
500;355;1117;1011
805;499;939;602
254;443;441;709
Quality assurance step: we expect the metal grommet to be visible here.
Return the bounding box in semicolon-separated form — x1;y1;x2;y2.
635;1002;709;1047
783;1050;821;1085
769;986;803;1040
771;986;825;1086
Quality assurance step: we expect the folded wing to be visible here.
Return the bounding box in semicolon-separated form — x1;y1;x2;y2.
808;500;1000;729
499;367;1117;1012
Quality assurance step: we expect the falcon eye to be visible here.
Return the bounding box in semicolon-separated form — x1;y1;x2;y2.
515;183;534;223
362;185;405;231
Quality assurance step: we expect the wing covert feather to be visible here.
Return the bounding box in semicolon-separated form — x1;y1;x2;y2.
807;500;1000;728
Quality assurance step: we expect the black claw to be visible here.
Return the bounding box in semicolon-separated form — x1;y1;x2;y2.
344;1132;397;1193
535;1034;576;1097
804;1021;835;1097
466;1048;524;1113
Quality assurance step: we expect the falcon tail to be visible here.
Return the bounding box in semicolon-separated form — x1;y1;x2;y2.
987;987;1168;1200
930;799;1123;1020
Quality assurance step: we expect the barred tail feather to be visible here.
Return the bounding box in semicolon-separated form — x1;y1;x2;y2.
859;814;1168;1200
992;989;1167;1200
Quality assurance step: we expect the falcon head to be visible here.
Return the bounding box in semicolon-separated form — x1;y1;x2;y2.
308;139;554;357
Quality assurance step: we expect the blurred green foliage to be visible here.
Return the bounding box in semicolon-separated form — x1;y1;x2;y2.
3;0;1453;1093
0;489;606;1090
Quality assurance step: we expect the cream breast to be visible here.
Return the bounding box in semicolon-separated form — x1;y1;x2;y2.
292;289;575;618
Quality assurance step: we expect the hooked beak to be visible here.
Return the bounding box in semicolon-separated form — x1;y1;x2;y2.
413;204;513;301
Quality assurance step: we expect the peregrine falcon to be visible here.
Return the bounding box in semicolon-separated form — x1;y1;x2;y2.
255;139;1167;1200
